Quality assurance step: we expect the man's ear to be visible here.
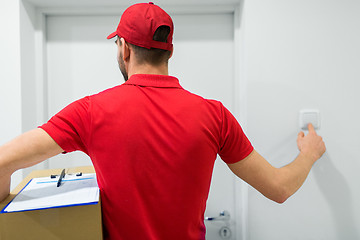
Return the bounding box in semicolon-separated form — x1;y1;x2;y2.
120;38;130;62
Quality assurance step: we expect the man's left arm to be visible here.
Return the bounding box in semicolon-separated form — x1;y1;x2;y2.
0;128;63;201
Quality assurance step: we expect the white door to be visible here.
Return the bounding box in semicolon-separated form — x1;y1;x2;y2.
46;13;238;239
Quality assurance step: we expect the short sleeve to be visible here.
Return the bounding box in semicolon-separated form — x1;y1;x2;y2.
218;104;253;164
39;97;91;154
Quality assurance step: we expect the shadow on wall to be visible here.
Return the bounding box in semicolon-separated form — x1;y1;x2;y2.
313;152;360;239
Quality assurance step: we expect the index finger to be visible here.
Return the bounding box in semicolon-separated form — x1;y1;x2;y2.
308;123;316;133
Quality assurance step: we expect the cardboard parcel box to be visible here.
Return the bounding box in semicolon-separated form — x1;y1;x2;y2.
0;166;102;240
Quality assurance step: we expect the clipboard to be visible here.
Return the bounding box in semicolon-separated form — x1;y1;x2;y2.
0;166;103;240
1;173;99;213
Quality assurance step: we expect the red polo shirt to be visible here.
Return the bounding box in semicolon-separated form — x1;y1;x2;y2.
40;74;253;240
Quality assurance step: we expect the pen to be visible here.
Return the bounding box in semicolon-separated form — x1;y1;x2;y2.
57;169;66;187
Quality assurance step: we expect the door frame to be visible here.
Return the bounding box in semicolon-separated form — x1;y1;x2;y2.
20;1;248;239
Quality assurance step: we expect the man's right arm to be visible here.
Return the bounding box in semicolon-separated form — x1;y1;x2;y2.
0;128;63;201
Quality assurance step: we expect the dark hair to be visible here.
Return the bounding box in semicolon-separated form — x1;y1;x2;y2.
129;26;172;66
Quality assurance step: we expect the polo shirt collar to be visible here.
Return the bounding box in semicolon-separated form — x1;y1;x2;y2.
123;74;183;89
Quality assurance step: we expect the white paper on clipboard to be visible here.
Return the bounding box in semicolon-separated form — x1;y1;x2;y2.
1;173;99;213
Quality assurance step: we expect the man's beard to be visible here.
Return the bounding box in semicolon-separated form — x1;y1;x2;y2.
118;52;128;81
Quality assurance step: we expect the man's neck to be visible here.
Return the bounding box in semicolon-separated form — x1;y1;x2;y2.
128;64;169;79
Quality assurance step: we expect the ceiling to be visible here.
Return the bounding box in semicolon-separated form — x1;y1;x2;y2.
25;0;241;7
24;0;241;14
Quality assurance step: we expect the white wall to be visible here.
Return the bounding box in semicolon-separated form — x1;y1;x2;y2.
243;0;360;239
0;0;24;189
20;1;37;133
20;0;49;179
1;0;47;189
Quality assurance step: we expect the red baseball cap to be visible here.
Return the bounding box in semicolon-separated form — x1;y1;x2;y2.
107;2;174;51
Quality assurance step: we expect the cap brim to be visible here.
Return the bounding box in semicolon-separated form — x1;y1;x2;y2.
107;32;117;39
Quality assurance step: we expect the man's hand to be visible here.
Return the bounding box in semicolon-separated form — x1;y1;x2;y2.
297;123;326;162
